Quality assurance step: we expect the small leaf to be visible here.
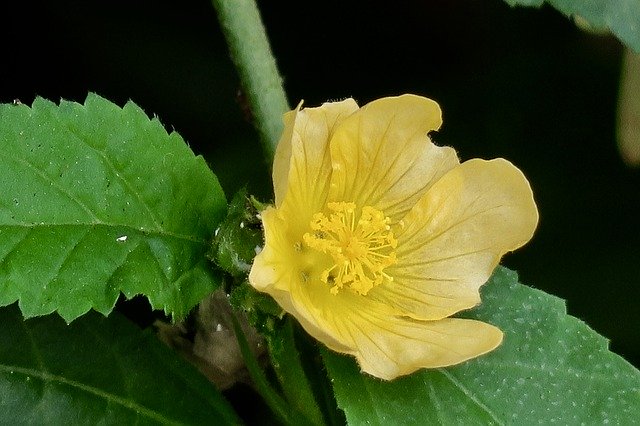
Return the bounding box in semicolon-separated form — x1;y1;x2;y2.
503;0;640;53
0;94;227;321
323;267;640;424
0;304;240;424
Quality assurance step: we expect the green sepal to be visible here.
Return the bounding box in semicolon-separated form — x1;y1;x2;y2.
229;281;283;334
209;188;264;278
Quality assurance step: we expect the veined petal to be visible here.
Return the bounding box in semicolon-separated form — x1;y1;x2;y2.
349;313;503;380
272;106;299;207
262;278;354;354
282;277;361;354
328;94;459;222
372;158;538;320
275;99;359;228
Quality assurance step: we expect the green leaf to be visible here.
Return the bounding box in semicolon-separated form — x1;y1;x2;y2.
323;267;640;424
0;94;227;322
0;304;240;425
503;0;640;52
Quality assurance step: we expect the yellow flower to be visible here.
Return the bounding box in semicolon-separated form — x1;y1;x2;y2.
249;94;538;380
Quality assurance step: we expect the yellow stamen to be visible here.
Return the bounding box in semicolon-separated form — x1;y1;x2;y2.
303;202;397;295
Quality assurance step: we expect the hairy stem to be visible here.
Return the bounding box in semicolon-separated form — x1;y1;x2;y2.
212;0;290;162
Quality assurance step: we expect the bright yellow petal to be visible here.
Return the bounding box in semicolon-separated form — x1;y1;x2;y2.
349;313;503;380
283;277;362;353
261;276;354;354
371;158;538;320
274;99;359;224
328;94;459;222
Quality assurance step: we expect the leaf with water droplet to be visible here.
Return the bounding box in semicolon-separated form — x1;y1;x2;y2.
0;94;227;321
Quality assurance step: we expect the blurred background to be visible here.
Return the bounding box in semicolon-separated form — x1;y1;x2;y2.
3;0;638;367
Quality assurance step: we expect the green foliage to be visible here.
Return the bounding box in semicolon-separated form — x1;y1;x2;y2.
323;267;640;424
0;94;227;322
0;304;240;425
504;0;640;52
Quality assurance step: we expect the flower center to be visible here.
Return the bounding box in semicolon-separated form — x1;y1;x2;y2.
303;202;397;295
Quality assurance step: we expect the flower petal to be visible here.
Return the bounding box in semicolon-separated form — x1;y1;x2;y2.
283;280;360;354
272;106;299;207
328;94;459;222
349;313;503;380
371;158;538;320
262;277;355;354
273;99;359;220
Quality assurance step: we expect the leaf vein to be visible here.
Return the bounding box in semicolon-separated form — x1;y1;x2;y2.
437;368;504;425
1;223;204;245
0;151;100;222
59;119;165;230
0;364;182;425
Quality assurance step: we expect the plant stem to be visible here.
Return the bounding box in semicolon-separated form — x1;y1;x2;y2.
229;311;303;426
212;0;290;163
267;318;326;426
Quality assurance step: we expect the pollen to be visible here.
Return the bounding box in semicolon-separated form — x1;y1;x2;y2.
303;202;397;295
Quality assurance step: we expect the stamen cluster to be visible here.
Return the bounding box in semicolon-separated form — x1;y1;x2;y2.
303;202;397;295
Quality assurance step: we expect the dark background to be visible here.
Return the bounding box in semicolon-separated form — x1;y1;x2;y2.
3;0;638;368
